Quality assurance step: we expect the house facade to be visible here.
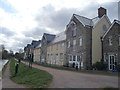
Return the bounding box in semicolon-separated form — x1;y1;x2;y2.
24;40;40;62
47;32;66;66
33;43;41;62
92;7;111;64
40;33;56;64
23;7;118;71
66;14;92;69
65;7;111;69
102;20;120;70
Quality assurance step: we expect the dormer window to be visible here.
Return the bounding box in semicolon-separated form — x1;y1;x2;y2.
109;36;112;46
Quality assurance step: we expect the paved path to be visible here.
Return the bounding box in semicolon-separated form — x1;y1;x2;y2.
23;62;118;88
2;62;26;88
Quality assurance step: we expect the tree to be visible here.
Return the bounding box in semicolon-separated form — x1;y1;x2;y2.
14;52;24;60
1;45;14;59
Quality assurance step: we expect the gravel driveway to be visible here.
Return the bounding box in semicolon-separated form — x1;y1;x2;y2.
29;63;118;88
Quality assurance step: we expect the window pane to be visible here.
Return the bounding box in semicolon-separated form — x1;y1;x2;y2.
73;56;76;61
80;38;82;46
77;56;80;61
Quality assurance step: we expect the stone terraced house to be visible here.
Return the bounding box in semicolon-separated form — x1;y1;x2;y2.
102;20;120;70
24;7;119;71
40;33;56;64
65;7;111;69
47;31;66;66
33;42;41;62
24;40;40;62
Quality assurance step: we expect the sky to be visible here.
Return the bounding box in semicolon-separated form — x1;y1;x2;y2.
0;0;119;53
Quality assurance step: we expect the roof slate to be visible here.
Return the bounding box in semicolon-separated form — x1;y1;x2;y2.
31;40;41;48
73;14;107;27
43;33;56;43
102;19;120;39
50;31;66;44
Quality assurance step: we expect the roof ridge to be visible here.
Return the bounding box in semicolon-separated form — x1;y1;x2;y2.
114;19;120;24
92;16;99;20
44;33;56;36
73;14;92;20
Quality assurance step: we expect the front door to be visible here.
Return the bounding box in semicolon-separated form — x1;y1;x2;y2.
109;55;115;70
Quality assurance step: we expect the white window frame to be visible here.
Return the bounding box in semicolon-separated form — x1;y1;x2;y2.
109;36;112;46
67;40;70;48
104;54;107;62
62;43;64;49
79;37;82;46
72;23;77;37
108;55;115;70
73;56;76;61
60;53;64;61
73;39;76;51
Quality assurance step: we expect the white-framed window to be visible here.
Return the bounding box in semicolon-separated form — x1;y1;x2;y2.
67;40;70;48
77;56;80;61
61;43;64;49
104;54;107;62
73;39;76;51
79;37;82;46
72;23;77;37
109;37;112;46
73;56;76;61
72;28;77;36
73;39;76;46
70;55;72;61
60;53;64;61
118;36;120;46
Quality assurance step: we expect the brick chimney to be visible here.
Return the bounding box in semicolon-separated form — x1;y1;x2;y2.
98;7;107;18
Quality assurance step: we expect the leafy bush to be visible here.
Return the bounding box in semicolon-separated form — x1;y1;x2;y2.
92;62;108;70
115;64;120;72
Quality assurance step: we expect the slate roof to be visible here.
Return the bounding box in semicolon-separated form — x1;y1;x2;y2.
50;31;66;44
74;14;93;26
35;43;41;48
31;40;41;48
102;19;120;39
73;14;109;27
43;33;56;43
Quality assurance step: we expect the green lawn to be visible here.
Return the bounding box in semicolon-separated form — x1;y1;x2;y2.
34;62;119;77
10;59;53;88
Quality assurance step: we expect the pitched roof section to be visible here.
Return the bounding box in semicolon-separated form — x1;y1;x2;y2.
92;17;100;26
50;31;66;44
31;40;41;48
102;19;120;39
43;33;56;43
74;14;92;26
35;43;41;48
73;14;110;27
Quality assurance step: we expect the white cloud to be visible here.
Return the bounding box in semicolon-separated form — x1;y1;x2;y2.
0;0;118;52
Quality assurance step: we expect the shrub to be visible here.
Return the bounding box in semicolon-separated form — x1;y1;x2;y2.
115;64;120;72
92;62;108;70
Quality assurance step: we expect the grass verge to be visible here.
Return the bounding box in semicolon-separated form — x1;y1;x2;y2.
10;59;53;88
34;62;118;77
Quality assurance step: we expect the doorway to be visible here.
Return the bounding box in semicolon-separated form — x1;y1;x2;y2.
109;55;115;70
